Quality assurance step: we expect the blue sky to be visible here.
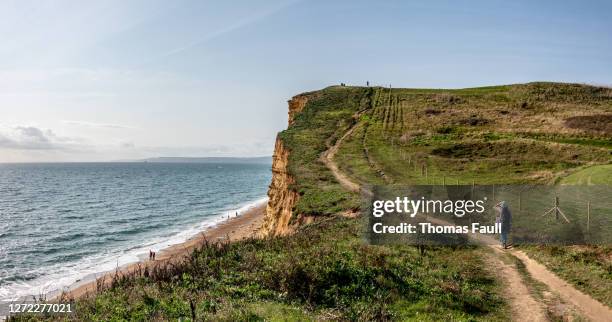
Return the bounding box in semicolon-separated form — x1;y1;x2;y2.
0;0;610;162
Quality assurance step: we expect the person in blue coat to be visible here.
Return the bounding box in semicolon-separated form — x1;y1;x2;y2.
495;201;512;249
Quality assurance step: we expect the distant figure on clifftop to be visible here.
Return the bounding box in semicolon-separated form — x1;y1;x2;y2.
494;201;512;249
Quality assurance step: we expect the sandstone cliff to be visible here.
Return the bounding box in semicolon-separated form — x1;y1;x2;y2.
261;94;314;236
260;137;299;236
287;94;308;126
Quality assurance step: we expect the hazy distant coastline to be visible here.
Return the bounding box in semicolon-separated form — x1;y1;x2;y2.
130;156;272;164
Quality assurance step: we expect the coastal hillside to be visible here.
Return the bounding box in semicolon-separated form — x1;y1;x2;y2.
261;82;611;318
263;82;612;235
14;82;611;321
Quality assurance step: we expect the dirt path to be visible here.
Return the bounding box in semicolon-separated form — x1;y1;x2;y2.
320;121;361;193
485;249;548;321
512;250;612;322
321;120;611;321
423;215;612;321
423;215;548;320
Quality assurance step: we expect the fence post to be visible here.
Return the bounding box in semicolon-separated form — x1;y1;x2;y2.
443;176;446;186
587;200;591;234
555;196;559;221
471;179;475;196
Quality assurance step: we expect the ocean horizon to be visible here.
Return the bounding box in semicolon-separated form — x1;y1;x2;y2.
0;162;270;301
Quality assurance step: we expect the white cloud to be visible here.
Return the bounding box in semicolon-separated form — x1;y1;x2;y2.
119;141;135;149
0;125;83;150
0;123;274;162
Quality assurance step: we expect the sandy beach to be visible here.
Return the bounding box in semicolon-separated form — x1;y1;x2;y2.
54;203;266;300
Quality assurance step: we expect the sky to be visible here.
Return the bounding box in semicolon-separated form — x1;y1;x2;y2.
0;0;610;162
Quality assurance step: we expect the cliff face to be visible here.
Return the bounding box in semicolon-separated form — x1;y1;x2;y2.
262;95;313;236
261;137;299;236
287;94;310;126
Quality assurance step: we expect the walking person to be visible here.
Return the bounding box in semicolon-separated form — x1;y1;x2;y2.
494;201;512;249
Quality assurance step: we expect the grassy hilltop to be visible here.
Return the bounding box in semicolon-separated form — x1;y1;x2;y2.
14;82;611;321
285;83;611;217
282;82;611;310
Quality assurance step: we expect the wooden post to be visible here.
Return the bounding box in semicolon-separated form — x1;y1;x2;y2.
471;179;475;196
555;196;559;221
421;164;425;176
443;176;446;186
456;178;459;186
587;201;591;234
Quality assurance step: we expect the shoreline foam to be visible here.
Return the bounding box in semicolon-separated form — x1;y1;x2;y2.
52;199;267;300
0;197;267;303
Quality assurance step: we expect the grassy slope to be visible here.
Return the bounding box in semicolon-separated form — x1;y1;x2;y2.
333;82;612;307
13;82;611;321
278;86;366;215
560;164;612;185
336;83;611;186
17;219;506;321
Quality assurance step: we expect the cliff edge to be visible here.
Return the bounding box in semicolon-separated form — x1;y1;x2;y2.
261;94;310;236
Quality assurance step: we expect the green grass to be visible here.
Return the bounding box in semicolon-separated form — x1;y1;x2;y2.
326;82;611;308
517;133;612;149
11;218;508;321
334;83;611;186
281;82;610;314
334;122;387;186
278;86;370;215
560;164;612;185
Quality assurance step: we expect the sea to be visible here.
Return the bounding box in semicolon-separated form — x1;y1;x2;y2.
0;162;271;302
